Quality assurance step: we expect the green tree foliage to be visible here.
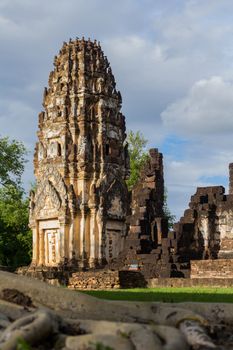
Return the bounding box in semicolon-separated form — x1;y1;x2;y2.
0;137;27;188
0;137;32;267
0;185;32;267
126;130;149;190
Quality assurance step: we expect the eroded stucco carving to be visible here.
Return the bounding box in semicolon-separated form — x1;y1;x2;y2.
30;38;129;268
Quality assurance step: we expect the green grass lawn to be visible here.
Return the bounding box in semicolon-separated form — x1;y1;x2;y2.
81;287;233;303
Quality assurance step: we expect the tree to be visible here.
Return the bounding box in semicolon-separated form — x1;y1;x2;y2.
0;136;32;267
0;137;27;188
0;185;32;267
126;130;149;190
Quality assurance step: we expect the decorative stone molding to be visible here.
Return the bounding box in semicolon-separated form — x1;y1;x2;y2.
30;38;129;268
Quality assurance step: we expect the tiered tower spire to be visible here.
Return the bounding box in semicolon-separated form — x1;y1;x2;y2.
30;38;129;268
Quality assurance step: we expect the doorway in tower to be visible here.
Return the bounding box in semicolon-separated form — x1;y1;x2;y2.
45;229;59;265
38;219;60;266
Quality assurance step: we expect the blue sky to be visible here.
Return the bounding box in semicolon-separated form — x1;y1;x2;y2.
1;0;233;219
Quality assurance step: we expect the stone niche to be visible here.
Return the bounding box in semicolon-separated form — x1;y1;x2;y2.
29;38;129;269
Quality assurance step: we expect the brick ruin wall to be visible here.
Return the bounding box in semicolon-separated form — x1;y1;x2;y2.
68;270;120;289
169;163;233;280
148;277;233;288
191;259;233;279
68;270;233;289
173;185;233;261
107;148;175;279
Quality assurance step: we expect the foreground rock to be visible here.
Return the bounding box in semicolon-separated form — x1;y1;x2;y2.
0;271;232;349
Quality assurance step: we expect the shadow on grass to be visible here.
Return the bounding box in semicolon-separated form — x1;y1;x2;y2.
81;289;233;303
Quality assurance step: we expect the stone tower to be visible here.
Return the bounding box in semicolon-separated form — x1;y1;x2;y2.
29;38;129;268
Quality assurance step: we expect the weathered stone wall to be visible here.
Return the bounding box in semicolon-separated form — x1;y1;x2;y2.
148;277;233;288
191;259;233;279
68;270;149;289
67;270;233;289
68;270;120;289
18;265;71;286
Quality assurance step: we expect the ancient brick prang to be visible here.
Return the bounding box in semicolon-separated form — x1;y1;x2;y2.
29;38;129;269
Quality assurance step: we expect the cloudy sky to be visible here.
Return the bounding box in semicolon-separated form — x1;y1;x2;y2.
1;0;233;219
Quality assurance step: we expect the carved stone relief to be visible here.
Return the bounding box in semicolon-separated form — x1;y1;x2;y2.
30;38;129;268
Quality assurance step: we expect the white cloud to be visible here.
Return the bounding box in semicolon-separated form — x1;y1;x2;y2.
161;76;233;136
